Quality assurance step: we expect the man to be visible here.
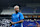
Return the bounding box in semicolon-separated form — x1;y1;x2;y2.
10;5;24;27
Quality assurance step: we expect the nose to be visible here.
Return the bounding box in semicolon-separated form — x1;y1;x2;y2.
16;9;19;10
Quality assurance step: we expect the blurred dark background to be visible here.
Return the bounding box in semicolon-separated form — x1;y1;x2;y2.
0;0;40;13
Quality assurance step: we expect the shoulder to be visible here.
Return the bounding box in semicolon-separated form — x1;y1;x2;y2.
12;13;15;16
19;12;23;15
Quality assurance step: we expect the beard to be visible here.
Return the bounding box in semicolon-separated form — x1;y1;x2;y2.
15;11;18;14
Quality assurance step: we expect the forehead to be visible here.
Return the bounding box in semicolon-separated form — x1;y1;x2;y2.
15;6;19;8
16;7;19;8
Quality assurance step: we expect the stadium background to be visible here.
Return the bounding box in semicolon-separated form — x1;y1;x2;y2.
0;0;40;27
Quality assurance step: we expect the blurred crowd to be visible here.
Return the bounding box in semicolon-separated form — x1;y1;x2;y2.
0;19;11;27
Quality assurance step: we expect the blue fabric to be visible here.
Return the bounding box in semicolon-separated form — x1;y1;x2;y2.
11;12;24;27
15;25;21;27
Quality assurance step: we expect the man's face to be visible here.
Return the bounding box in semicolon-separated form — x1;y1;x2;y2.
14;7;19;12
